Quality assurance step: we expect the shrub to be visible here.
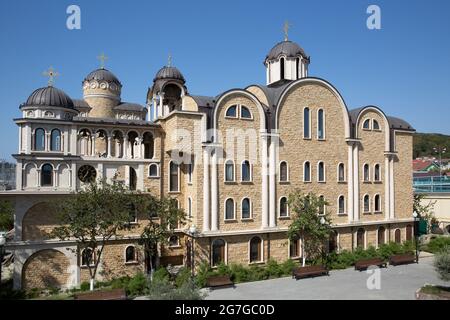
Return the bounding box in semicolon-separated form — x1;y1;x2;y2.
126;272;148;297
229;263;249;283
427;237;450;254
434;246;450;281
79;282;90;291
152;267;170;282
195;261;215;288
110;276;131;289
175;267;192;288
266;259;283;278
280;259;297;275
216;262;231;276
147;277;205;300
247;265;269;282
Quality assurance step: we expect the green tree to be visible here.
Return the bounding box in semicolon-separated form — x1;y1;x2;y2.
50;181;135;291
136;195;186;280
413;193;436;234
433;246;450;282
0;200;13;231
288;191;332;267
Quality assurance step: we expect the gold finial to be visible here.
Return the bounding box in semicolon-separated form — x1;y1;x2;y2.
283;21;291;41
168;53;172;67
42;66;59;87
97;52;108;69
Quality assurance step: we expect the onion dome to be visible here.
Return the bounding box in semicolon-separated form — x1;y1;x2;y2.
24;86;74;108
153;66;185;83
84;68;121;86
265;40;308;62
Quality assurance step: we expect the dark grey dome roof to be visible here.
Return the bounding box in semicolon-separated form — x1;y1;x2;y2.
84;68;121;85
154;66;185;83
25;86;74;108
266;40;308;61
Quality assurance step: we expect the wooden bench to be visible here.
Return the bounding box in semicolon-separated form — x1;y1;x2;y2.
389;254;417;266
354;258;387;271
206;275;234;289
292;265;329;280
73;288;127;300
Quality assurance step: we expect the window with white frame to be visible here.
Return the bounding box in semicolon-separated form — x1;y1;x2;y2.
240;106;252;119
149;163;159;177
125;246;137;263
225;198;235;220
304;161;311;182
169;235;180;247
374;164;381;182
225;160;235;182
187;197;192;218
317;109;325;139
363;164;370;182
338;163;345;182
50;129;61;151
187;163;193;183
279;197;289;218
225;105;237;118
289;238;300;258
280;161;288;182
34;128;45;151
241;160;251;182
338;196;345;214
169;161;179;192
363;194;370;213
303;107;311;139
374;194;381;212
81;248;95;267
241;198;251;219
363;119;371;130
318;161;325;182
249;236;263;263
373;119;380;130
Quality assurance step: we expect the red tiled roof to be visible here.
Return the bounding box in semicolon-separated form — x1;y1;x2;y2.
413;159;436;172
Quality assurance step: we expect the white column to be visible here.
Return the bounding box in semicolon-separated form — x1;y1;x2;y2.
261;134;269;228
71;163;77;191
269;135;277;228
91;136;96;157
152;98;157;121
97;163;104;181
389;157;395;219
70;126;77;155
353;143;360;221
211;149;218;231
124;138;129;159
107;136;112;158
203;147;210;232
18;125;23;153
63;127;69;156
24;124;31;154
347;143;354;223
137;164;144;191
159;94;165;118
384;156;390;220
45;132;50;152
16;160;23;190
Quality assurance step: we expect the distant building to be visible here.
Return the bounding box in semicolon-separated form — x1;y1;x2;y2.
413;159;439;173
0;160;16;190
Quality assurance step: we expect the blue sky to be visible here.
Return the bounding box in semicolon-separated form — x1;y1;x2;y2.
0;0;449;160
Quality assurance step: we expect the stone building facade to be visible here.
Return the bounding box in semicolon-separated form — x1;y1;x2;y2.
0;37;416;290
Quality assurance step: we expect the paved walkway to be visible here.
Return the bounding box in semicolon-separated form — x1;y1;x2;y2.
205;256;446;300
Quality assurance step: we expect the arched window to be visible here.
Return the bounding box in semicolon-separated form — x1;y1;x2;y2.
129;167;137;191
357;228;365;249
280;161;288;182
338;196;345;214
363;194;370;213
318;162;325;182
125;246;137;263
395;229;401;243
225;198;235;220
127;131;138;159
374;164;381;181
169;162;179;192
187;197;192;218
374;194;381;212
319;195;325;215
128;203;137;224
290;238;300;258
225;160;234;182
50;129;61;151
143;132;154;159
212;239;225;267
241;160;251;182
241;198;251;219
249;237;262;263
187;163;193;183
34;128;45;151
279;197;288;217
149;164;159;177
329;231;338;253
169;236;180;247
378;227;386;246
304;161;311;182
41;164;53;186
318;109;325;139
280;57;285;80
373;119;380;130
240;106;252;119
406;225;413;241
363;119;371;130
303;108;310;139
363;164;370;182
81;248;94;266
338;163;345;182
226;105;237;118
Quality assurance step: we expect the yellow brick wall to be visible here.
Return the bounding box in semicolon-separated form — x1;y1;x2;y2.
394;132;413;219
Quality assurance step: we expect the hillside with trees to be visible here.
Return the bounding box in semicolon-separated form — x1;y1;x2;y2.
413;133;450;159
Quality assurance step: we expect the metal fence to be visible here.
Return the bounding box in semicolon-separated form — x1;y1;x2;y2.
413;176;450;193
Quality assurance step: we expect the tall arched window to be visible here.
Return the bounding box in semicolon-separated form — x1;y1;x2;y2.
280;58;285;80
127;131;138;159
280;161;288;182
363;164;370;182
290;238;300;258
357;228;365;249
81;248;94;266
41;164;53;186
50;129;61;151
188;197;192;218
241;198;251;219
395;229;401;243
304;161;311;182
374;164;381;181
225;160;234;182
406;225;413;241
149;164;159;177
318;162;325;182
303;108;310;139
169;162;179;192
378;226;386;246
212;239;225;266
317;109;325;139
374;194;381;212
34;128;45;151
143;132;154;159
279;197;288;217
338;163;345;182
338;196;345;214
225;198;235;220
125;246;137;263
241;161;251;182
129;167;137;191
319;195;325;215
363;194;370;213
249;237;262;263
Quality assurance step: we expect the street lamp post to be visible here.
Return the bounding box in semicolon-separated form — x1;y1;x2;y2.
188;225;198;277
413;211;420;263
0;232;6;288
433;146;447;178
320;217;328;267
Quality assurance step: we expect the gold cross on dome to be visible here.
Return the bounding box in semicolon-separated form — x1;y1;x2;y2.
42;66;59;86
97;52;108;69
168;53;172;67
283;21;291;41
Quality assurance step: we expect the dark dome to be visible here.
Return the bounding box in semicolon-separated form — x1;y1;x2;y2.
153;66;185;83
84;68;121;85
25;86;74;108
266;40;308;61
